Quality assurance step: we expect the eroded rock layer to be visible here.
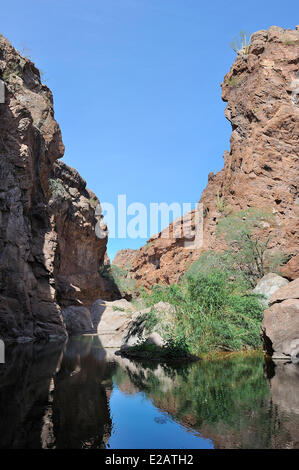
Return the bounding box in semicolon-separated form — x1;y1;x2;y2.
112;249;139;270
127;26;299;289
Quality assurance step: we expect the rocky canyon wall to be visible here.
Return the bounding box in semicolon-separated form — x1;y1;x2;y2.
0;35;114;342
126;26;299;289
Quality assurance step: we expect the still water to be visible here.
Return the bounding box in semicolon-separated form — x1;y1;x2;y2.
0;335;298;449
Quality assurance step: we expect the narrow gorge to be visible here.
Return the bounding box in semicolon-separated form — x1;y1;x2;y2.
0;18;299;451
0;26;298;351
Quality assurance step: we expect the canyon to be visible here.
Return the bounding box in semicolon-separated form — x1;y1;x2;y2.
0;26;298;347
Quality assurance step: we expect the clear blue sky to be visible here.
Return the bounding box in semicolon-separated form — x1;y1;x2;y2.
2;0;297;260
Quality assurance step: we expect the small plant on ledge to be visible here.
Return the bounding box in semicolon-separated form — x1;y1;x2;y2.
216;191;232;215
230;30;251;55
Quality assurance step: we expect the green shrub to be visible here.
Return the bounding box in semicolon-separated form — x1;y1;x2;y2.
99;264;138;297
225;76;243;87
48;178;67;199
2;62;22;82
184;251;247;286
89;196;98;208
142;308;159;332
217;207;284;287
127;337;191;359
143;271;263;356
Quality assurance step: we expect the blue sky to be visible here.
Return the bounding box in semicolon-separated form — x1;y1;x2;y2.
2;0;297;259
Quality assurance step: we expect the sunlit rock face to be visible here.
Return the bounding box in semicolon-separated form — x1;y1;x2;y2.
112;249;139;269
127;26;299;289
262;278;299;361
0;36;116;341
49;161;119;309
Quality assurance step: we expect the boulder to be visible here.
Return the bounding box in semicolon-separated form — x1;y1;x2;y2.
261;278;299;362
91;299;174;349
62;306;93;335
253;273;289;306
269;278;299;305
281;254;299;281
91;298;133;348
145;332;165;348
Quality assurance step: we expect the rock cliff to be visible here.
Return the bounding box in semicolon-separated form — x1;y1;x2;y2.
0;35;114;341
261;278;299;361
112;249;139;270
49;160;116;307
125;26;299;289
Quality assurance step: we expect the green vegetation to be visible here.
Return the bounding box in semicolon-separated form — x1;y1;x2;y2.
138;208;288;357
216;191;232;214
112;305;125;312
282;39;299;46
123;337;194;361
48;178;67;199
225;75;243;87
139;307;159;332
89;196;98;208
217;207;286;286
2;62;22;82
99;264;138;297
142;271;263;356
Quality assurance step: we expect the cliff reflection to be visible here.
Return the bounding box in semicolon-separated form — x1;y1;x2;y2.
0;341;64;449
0;337;299;449
51;336;114;449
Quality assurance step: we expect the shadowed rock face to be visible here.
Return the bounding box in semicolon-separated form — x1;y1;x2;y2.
126;26;299;289
0;338;113;449
51;339;113;449
0;36;115;341
0;34;66;341
0;341;64;449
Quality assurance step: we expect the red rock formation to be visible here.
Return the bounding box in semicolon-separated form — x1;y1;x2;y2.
112;249;139;270
128;26;299;289
281;253;299;280
49;161;117;306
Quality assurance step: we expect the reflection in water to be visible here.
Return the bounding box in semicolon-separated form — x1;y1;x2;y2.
0;336;299;449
